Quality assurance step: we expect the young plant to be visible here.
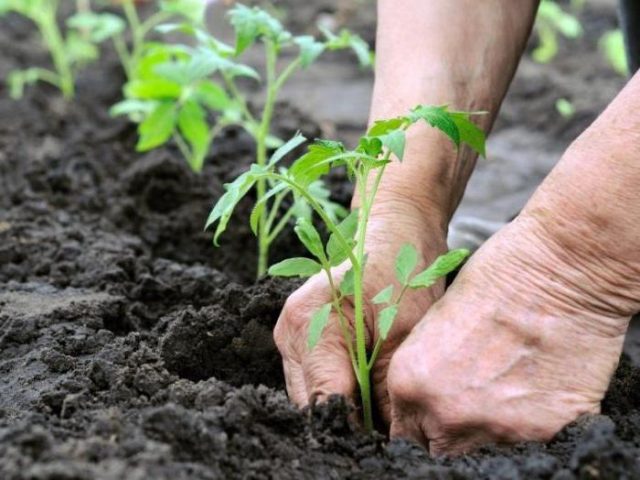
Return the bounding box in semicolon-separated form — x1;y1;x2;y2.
206;105;486;430
108;0;207;80
599;29;629;77
533;0;582;63
114;3;372;276
0;0;124;99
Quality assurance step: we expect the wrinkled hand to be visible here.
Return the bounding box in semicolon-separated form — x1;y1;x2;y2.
388;215;631;455
274;201;447;422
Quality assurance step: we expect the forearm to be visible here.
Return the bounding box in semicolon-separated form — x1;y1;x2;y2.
360;0;539;225
522;73;640;311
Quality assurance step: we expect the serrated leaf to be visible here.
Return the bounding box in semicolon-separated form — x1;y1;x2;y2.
339;267;355;296
295;35;325;67
409;105;460;146
125;78;182;100
379;129;406;161
395;243;418;285
294;217;325;262
205;170;260;243
449;112;486;157
136;102;177;151
228;4;290;55
307;303;332;349
7;68;42;99
323;28;373;67
160;0;207;25
268;132;306;166
367;117;405;136
409;249;470;289
249;182;288;234
372;285;394;305
289;140;344;186
268;257;322;277
308;180;348;225
357;136;383;157
195;81;232;111
378;305;398;340
154;49;218;85
67;12;126;43
177;100;210;172
109;99;154;118
326;209;358;266
65;32;99;64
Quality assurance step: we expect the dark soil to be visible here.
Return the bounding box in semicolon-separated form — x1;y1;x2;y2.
2;2;640;479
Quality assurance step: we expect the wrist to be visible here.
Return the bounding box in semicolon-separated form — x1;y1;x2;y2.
352;128;471;231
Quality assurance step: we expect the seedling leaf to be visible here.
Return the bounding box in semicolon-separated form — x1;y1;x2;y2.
195;81;232;111
449;112;486;157
177;100;210;172
323;28;373;67
378;305;398;340
367;117;405;136
268;132;306;166
137;102;177;151
409;105;460;146
206;169;260;243
295;35;325;67
326;210;358;266
268;257;322;277
372;285;394;305
339;267;355;296
409;249;470;289
294;217;325;262
395;244;419;285
379;129;406;161
160;0;207;25
289;140;344;186
228;4;289;55
308;303;332;349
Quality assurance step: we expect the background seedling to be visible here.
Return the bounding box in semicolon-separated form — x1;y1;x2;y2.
0;0;124;99
115;3;372;276
109;0;207;80
533;0;582;63
600;29;629;77
207;104;486;430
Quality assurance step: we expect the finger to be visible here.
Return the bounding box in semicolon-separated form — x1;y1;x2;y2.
282;357;307;407
371;352;393;425
389;409;430;448
301;312;357;405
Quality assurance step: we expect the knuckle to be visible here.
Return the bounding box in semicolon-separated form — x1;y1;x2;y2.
387;348;428;405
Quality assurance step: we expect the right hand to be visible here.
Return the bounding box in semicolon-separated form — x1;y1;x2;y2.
273;199;448;423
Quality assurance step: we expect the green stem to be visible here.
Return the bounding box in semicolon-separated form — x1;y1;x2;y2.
367;284;409;370
266;207;296;244
173;133;192;164
352;153;391;431
223;74;257;125
36;2;74;98
122;0;143;70
255;41;279;278
263;173;359;269
113;34;132;78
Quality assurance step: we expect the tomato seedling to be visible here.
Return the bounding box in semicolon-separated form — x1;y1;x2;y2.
0;0;124;99
533;0;582;63
115;3;372;276
108;0;206;80
207;105;486;430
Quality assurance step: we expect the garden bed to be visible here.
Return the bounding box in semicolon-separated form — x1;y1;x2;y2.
2;1;640;479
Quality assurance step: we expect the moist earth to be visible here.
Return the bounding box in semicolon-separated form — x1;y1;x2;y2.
2;2;640;479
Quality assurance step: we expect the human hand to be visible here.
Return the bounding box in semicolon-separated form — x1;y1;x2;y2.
274;199;448;423
387;211;633;455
